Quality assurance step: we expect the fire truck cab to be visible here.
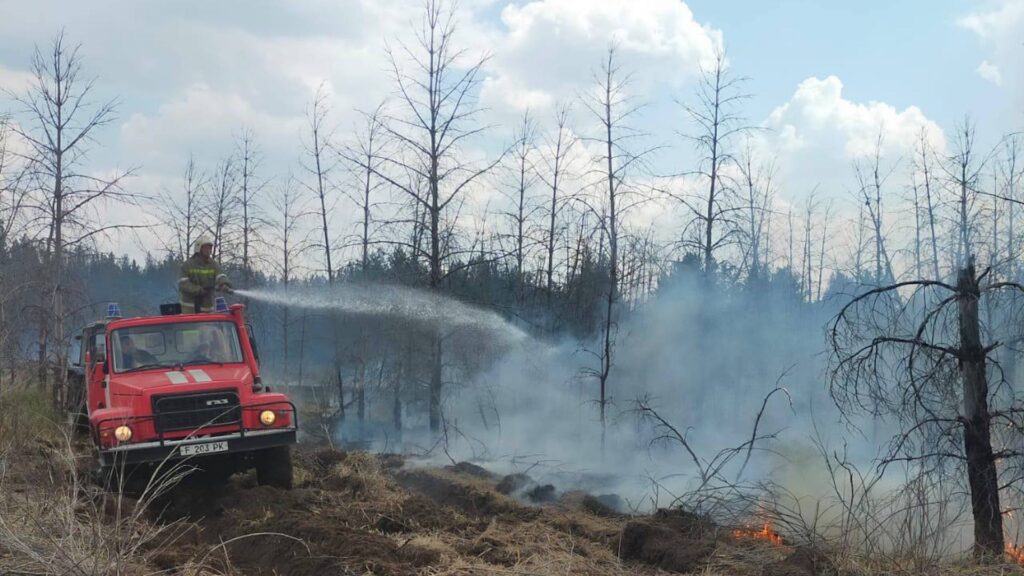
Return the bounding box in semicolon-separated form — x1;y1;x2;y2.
67;302;297;488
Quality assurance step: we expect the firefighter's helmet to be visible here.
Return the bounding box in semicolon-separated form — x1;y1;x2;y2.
194;235;214;255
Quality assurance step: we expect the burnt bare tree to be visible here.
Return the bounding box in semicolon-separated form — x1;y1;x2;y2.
537;104;578;309
236;129;266;287
299;83;345;426
579;46;652;450
301;83;340;285
7;31;133;406
270;175;308;380
159;154;206;261
736;136;775;285
1000;134;1022;276
341;103;388;274
365;0;499;433
914;127;943;280
339;103;389;428
207;156;238;262
677;49;751;280
498;109;540;296
943;118;992;271
829;257;1024;558
852;131;897;285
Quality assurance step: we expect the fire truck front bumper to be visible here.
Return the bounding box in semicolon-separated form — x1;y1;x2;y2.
98;429;297;468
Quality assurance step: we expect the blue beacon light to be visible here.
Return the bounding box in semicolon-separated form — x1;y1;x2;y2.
215;297;228;312
106;302;122;319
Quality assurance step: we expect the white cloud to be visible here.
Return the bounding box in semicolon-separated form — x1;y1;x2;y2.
0;64;34;95
959;0;1024;98
958;0;1024;40
482;0;723;113
977;60;1003;86
764;76;944;162
118;83;307;182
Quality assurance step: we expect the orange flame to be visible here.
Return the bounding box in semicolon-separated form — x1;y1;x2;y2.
1007;542;1024;564
732;522;784;546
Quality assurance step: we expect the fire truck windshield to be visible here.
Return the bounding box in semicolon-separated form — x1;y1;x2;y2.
111;321;244;373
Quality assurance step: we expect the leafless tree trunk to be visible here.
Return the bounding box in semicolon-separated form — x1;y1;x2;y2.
853;132;896;285
7;31;133;408
911;176;923;279
236;129;265;287
916;128;942;280
340;104;388;428
579;46;651;451
736;137;773;284
538;105;577;308
271;176;306;381
302;84;339;284
956;260;1002;558
801;192;817;301
351;104;386;274
208;157;238;262
367;0;498;433
300;83;344;424
816;201;833;301
944;118;990;271
679;49;750;281
828;257;1022;558
161;155;206;261
502;110;539;294
1002;135;1022;277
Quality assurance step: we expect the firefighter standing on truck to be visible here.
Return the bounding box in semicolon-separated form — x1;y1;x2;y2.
178;236;233;313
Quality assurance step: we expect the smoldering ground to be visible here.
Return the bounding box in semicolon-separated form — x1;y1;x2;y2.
242;275;988;554
247;276;909;522
441;274;858;510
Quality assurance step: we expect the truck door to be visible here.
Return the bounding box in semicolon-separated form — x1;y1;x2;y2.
86;328;108;411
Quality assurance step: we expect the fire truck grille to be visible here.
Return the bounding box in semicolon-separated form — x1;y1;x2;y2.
151;390;241;433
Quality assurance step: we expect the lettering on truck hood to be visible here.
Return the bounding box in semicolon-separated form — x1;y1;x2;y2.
109;365;253;396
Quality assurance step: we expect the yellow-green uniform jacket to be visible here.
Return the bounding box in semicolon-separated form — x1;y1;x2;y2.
178;254;230;313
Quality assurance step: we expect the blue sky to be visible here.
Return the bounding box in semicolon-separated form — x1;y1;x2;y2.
687;0;1011;134
0;0;1019;267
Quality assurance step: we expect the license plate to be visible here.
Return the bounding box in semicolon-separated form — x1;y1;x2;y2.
179;441;228;456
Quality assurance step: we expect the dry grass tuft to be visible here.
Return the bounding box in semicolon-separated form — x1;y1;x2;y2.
0;388;221;576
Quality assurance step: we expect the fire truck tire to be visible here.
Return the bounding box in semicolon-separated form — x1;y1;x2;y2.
255;445;293;489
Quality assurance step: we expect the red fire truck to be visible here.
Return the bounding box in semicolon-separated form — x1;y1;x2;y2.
67;301;297;488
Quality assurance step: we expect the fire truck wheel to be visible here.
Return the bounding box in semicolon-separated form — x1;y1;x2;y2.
255;446;293;489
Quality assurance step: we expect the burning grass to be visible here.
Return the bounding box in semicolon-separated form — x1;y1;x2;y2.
731;521;785;546
1008;541;1024;565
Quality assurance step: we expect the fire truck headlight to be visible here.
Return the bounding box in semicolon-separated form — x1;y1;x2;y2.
259;410;276;426
114;425;133;442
